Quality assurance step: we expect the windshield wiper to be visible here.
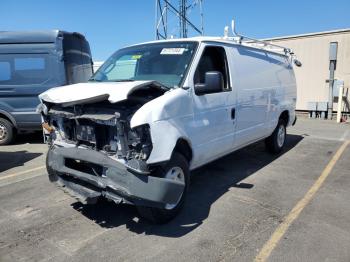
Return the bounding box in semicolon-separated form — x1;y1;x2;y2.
110;79;135;82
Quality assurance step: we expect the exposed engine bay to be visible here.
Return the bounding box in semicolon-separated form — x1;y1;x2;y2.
39;81;168;175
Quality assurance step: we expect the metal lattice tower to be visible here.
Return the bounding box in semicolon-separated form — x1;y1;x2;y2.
155;0;204;39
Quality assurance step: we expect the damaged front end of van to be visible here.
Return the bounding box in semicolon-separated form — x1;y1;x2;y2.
38;81;185;209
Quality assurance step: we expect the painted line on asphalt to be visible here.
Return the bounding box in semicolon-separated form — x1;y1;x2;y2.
0;172;45;188
255;140;350;262
0;165;46;181
302;134;346;142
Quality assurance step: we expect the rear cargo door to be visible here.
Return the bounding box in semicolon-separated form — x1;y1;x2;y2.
63;34;93;84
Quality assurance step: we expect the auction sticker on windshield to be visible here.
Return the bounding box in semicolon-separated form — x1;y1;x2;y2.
131;54;142;59
160;48;186;55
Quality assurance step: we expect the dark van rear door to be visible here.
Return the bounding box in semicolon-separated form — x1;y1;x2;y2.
62;33;93;84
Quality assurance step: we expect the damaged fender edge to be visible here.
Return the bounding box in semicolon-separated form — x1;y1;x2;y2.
130;88;194;166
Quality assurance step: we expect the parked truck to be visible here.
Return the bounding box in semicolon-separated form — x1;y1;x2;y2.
38;28;300;223
0;30;93;145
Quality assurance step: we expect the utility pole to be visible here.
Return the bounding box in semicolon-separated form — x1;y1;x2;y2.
155;0;204;40
328;42;338;119
179;0;186;38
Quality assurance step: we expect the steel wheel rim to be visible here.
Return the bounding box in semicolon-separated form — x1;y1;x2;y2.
0;123;8;141
277;125;286;148
164;166;185;210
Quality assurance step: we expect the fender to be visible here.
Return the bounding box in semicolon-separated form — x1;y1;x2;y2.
0;108;17;128
130;88;194;165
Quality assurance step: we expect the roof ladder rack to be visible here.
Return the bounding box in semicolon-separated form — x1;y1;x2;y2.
231;20;291;54
226;19;302;67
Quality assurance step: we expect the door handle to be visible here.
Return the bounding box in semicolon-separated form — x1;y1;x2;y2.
231;108;235;119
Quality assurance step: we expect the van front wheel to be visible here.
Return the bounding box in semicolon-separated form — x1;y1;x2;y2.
0;118;15;146
137;152;189;224
265;119;286;154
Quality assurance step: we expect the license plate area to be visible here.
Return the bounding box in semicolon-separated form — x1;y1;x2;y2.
76;125;96;143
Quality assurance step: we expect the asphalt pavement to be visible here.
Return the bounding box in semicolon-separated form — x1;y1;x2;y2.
0;117;349;262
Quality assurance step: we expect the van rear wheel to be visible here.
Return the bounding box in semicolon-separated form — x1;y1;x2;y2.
265;119;286;154
137;152;189;224
0;118;15;146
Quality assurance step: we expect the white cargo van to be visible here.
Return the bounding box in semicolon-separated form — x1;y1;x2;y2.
38;29;300;223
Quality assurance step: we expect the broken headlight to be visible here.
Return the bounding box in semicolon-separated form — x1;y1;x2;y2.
128;124;152;160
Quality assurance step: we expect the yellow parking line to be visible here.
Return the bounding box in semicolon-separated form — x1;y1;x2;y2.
0;165;46;181
255;140;350;262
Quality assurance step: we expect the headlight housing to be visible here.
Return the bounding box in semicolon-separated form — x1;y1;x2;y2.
129;124;152;160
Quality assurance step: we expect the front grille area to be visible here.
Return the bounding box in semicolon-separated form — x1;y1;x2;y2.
55;118;118;151
65;158;104;177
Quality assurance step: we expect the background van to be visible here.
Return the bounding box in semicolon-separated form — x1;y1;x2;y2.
0;30;93;145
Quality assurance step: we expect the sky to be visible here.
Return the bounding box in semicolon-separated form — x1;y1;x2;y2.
1;0;350;61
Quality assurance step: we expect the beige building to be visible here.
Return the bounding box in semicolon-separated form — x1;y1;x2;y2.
266;29;350;113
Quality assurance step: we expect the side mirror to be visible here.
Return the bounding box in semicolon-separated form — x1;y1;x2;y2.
194;71;224;95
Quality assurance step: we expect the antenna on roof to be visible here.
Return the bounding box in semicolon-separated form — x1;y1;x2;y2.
223;26;229;39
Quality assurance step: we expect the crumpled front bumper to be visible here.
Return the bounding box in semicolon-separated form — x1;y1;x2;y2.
47;146;184;208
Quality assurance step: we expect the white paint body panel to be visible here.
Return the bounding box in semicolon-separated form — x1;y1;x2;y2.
228;45;297;148
130;88;194;165
39;81;154;104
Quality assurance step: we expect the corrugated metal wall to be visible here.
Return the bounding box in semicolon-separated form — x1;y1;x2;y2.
267;30;350;112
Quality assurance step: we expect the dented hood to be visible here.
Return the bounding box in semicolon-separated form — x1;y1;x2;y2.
39;80;167;106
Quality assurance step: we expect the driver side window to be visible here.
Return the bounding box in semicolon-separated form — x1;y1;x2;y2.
194;46;230;90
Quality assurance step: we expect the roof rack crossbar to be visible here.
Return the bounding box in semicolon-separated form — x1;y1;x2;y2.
230;20;293;55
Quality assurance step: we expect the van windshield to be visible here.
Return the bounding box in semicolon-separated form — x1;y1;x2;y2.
90;42;198;88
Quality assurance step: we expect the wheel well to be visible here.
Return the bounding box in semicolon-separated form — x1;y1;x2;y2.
0;113;16;127
173;139;192;162
279;110;289;125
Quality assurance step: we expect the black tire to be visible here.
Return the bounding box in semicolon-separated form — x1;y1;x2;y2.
0;117;15;145
265;119;287;154
137;152;190;224
46;146;59;182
